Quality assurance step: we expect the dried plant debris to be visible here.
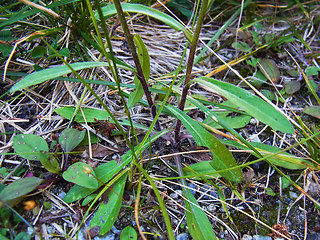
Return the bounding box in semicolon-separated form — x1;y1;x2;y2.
1;1;320;239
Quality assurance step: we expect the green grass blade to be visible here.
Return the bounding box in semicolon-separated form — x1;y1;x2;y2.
184;188;217;240
0;0;76;29
90;172;128;235
194;0;251;64
134;163;175;240
96;3;192;41
221;140;317;170
9;62;109;93
128;34;150;108
166;105;242;183
194;77;294;134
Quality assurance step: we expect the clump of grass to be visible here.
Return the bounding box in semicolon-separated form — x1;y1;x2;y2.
1;0;320;239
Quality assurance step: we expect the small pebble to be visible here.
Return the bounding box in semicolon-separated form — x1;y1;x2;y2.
242;234;252;240
111;226;120;234
93;234;115;240
176;233;189;240
170;190;182;199
207;204;216;212
249;135;261;143
289;191;298;199
305;233;320;240
253;235;272;240
201;184;219;200
250;118;257;125
57;190;66;199
188;183;196;195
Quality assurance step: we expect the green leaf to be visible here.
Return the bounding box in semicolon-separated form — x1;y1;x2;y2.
120;226;137;240
62;162;98;189
59;128;85;152
39;152;60;174
31;46;47;58
0;43;13;57
281;175;291;189
0;30;13;41
90;173;128;235
193;77;294;134
304;106;320;120
266;187;276;196
0;168;9;178
285;81;301;95
58;48;70;58
82;194;98;206
13;134;49;161
232;41;252;52
63;129;171;203
96;3;192;41
183;161;220;179
258;58;280;83
15;232;31;240
165;105;242;183
249;70;267;88
10;62;109;93
260;89;276;102
305;66;320;76
128;34;150;108
184;188;217;240
63;184;93;204
55;106;110;123
63;161;118;203
221;140;317;170
0;177;43;202
204;108;251;130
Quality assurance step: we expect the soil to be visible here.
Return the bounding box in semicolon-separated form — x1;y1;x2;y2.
1;2;320;240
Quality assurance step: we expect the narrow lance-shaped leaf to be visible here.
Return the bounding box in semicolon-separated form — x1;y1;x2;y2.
221;140;319;170
90;172;128;235
193;77;294;134
10;62;110;93
96;3;192;41
184;188;217;240
0;177;43;202
55;107;110;123
166;105;242;183
128;34;150;108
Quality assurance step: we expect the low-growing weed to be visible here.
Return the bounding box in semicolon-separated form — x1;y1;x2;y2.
1;0;320;239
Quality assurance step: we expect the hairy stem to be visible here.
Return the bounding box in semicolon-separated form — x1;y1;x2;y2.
113;0;160;131
174;0;209;144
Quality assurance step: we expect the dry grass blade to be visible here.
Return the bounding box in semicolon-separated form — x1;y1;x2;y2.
18;0;61;18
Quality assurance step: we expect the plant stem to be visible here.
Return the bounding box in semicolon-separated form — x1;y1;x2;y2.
92;0;140;148
112;0;161;131
174;0;209;143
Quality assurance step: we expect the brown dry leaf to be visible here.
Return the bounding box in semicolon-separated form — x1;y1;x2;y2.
242;168;255;184
187;146;212;162
76;143;119;158
268;223;290;239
